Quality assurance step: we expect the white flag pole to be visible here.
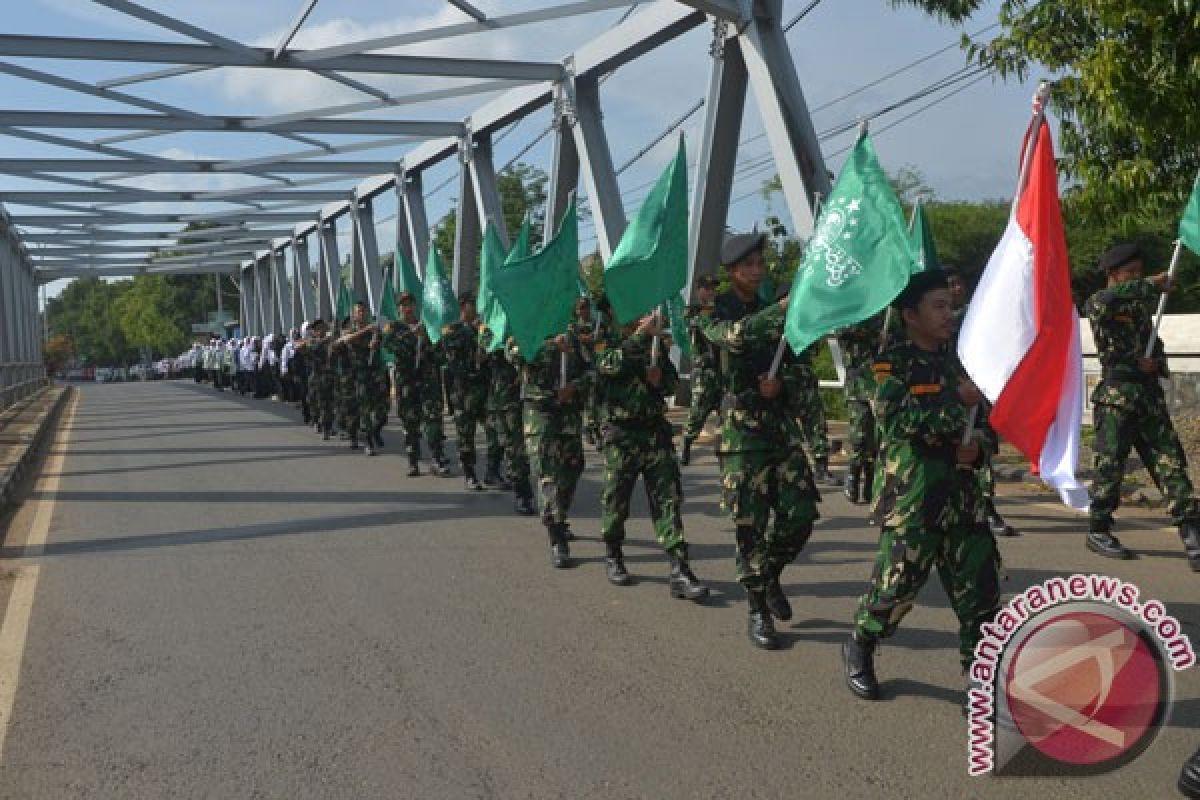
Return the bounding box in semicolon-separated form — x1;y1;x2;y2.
560;350;568;389
1143;238;1183;359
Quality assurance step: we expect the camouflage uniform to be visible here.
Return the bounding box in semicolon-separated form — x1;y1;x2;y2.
837;314;884;496
853;340;1001;667
305;335;336;435
569;314;609;444
442;319;490;476
483;330;532;504
520;335;588;539
682;303;722;447
1085;278;1198;531
594;331;686;555
698;295;820;595
335;322;386;443
385;322;448;468
784;341;830;463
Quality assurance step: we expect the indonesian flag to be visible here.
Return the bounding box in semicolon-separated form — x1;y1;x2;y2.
957;117;1089;511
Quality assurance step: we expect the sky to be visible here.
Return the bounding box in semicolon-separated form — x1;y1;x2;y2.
0;0;1043;303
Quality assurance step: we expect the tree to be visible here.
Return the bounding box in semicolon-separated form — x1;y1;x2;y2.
113;275;193;359
970;1;1200;232
433;162;550;266
43;333;74;375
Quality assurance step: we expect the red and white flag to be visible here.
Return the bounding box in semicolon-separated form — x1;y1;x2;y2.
957;115;1089;511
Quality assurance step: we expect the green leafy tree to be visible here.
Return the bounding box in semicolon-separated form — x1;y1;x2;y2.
969;0;1200;232
434;162;550;267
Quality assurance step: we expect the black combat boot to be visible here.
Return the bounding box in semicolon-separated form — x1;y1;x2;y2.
548;524;571;569
1086;528;1133;559
374;426;384;448
862;461;875;504
463;462;483;491
986;500;1018;536
1180;746;1200;799
746;590;780;650
349;434;360;451
680;436;694;466
322;425;331;441
764;566;793;622
431;448;452;477
843;466;862;504
1178;520;1200;572
605;543;632;586
668;547;709;601
364;436;377;456
842;632;880;700
813;458;840;486
406;453;421;477
513;477;536;516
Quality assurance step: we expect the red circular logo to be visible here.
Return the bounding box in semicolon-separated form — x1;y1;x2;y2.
1004;610;1165;767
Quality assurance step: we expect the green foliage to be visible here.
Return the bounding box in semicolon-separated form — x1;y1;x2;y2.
969;0;1200;231
434;162;550;268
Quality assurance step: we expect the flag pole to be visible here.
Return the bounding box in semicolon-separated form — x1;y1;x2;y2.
766;181;832;380
560;349;568;388
1143;237;1183;360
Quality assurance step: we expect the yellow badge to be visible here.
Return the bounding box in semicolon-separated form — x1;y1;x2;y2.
910;383;942;396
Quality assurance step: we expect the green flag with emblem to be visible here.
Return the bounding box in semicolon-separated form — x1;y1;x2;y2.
420;246;458;345
491;200;579;358
603;135;688;325
1180;173;1200;256
394;246;423;308
479;220;511;353
335;282;353;327
783;131;920;354
909;199;939;271
377;266;399;365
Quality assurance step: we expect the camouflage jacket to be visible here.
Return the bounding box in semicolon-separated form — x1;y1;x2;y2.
303;336;334;380
518;335;589;437
871;341;989;531
1084;279;1168;410
480;328;520;411
698;299;803;453
340;321;383;376
441;319;489;393
594;331;679;442
684;303;719;369
383;321;441;388
837;312;887;401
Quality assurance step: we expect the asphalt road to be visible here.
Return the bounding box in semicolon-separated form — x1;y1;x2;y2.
0;381;1196;799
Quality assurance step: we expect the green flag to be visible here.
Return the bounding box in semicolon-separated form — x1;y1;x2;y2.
335;282;353;326
420;246;458;345
506;215;532;264
395;246;423;307
378;266;399;323
1181;174;1200;256
603;136;688;324
784;131;920;354
665;293;691;360
909;200;939;271
491;200;580;358
478;221;510;353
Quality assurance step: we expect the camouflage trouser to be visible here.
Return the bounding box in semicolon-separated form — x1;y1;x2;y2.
397;382;445;458
600;426;685;555
337;373;360;437
451;384;488;467
719;447;820;592
483;407;501;460
1090;400;1199;529
846;397;877;472
490;405;529;485
365;369;390;434
525;415;583;527
308;375;335;431
854;523;1002;667
795;384;830;462
683;364;721;440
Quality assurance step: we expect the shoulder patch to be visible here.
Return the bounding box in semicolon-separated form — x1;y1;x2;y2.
909;383;942;396
1113;313;1133;323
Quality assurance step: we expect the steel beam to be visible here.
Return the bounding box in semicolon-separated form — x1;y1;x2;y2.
0;159;398;175
568;72;625;261
452;142;480;295
271;248;293;332
317;220;340;321
292;232;317;321
466;131;509;248
0;34;565;81
350;197;383;313
2;189;351;205
399;169;431;272
0;111;464;138
736;0;830;239
545;85;580;247
688;19;747;294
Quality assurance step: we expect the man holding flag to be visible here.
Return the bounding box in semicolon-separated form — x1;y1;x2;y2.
1083;242;1199;566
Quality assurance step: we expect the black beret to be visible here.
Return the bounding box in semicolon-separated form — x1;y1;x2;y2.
458;290;476;305
893;269;951;311
397;291;415;304
1098;242;1142;273
695;275;719;290
720;231;767;267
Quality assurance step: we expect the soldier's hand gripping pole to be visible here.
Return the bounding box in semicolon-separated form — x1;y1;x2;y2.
1144;238;1182;359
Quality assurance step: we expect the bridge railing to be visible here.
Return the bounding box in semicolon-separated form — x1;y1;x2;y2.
0;362;47;414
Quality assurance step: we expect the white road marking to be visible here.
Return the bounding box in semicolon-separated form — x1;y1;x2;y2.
0;390;78;761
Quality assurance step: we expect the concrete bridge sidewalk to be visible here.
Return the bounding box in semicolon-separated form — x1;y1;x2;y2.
0;381;1195;799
